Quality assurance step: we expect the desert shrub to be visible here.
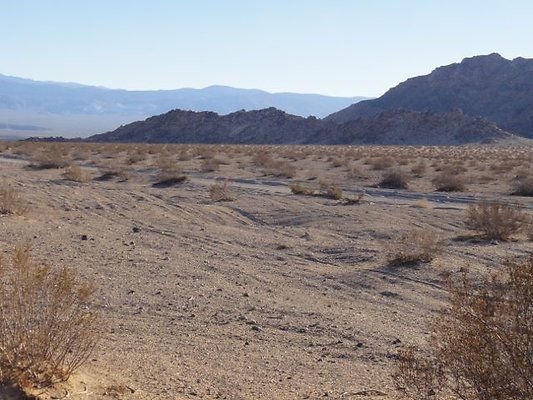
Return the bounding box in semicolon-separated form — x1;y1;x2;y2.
62;165;90;183
432;172;466;192
379;169;410;189
394;256;533;400
28;146;70;169
318;181;343;200
410;161;427;177
0;247;101;390
95;167;130;182
512;177;533;196
0;184;27;216
209;179;233;202
289;182;312;195
341;192;365;205
389;230;441;265
200;157;224;173
465;201;527;241
368;156;395;171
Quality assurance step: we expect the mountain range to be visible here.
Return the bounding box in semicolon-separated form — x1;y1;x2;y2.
0;74;367;138
327;53;533;139
88;54;532;145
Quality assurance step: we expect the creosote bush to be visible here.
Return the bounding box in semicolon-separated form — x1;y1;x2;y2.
432;172;466;192
209;179;234;202
512;177;533;197
394;256;533;400
0;247;101;390
379;169;410;189
465;201;527;241
0;184;27;216
62;165;90;183
389;230;442;265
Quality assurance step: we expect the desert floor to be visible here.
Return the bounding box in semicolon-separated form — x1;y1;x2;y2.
0;142;531;399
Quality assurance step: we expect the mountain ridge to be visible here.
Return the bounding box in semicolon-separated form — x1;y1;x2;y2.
85;106;521;145
326;53;533;138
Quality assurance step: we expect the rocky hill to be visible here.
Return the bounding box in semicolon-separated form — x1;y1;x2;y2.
87;108;335;144
326;53;533;139
87;107;519;145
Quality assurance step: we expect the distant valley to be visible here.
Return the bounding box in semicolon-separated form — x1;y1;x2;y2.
0;74;367;138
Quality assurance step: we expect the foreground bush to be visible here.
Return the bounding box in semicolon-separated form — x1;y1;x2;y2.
0;247;101;389
394;256;533;399
465;201;527;241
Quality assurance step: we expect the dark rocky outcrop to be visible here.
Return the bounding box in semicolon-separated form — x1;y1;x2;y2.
87;107;520;145
326;54;533;139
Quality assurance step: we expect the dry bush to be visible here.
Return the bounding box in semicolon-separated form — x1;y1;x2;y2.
341;192;365;205
318;181;343;200
95;167;130;182
512;177;533;196
289;182;313;195
410;160;427;177
394;256;533;400
388;230;442;266
432;172;466;192
412;198;431;209
62;165;90;183
0;184;27;216
367;156;395;171
209;180;234;202
379;169;410;189
465;201;527;241
200;157;224;173
0;247;101;390
28;146;70;169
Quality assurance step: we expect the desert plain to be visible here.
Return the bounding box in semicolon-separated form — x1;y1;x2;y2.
0;141;531;399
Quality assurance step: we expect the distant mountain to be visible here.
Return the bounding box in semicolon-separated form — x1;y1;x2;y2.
86;107;519;145
326;53;533;139
0;74;367;137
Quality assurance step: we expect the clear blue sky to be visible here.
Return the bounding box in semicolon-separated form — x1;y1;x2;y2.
1;0;532;97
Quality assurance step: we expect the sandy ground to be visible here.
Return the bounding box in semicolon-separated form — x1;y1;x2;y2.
0;143;531;399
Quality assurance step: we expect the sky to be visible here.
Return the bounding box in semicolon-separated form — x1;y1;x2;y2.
1;0;532;97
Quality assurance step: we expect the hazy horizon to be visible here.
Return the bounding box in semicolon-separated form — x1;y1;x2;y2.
2;1;532;98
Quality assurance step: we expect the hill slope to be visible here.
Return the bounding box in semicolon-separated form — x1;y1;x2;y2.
87;107;519;145
326;53;533;138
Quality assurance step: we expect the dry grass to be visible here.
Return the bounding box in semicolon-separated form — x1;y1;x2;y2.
465;201;528;241
0;247;101;390
394;256;533;400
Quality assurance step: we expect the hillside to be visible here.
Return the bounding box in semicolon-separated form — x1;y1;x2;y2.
87;107;519;145
0;74;366;137
326;53;533;138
